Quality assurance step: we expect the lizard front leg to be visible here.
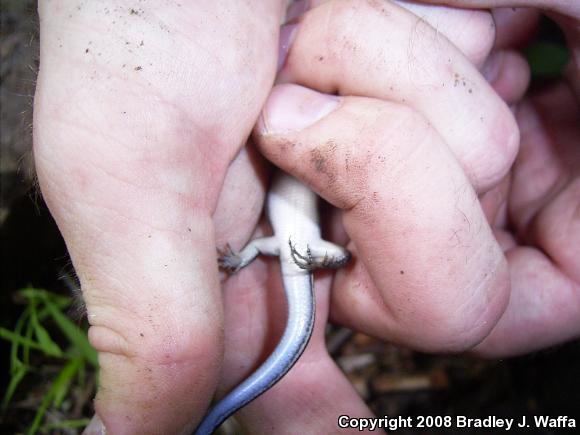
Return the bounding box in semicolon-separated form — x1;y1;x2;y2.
218;237;279;273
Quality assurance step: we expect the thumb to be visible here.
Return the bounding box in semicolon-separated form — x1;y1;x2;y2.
35;120;223;434
35;3;227;433
254;84;509;352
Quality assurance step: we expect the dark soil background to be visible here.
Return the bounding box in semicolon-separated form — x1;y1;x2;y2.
1;1;579;434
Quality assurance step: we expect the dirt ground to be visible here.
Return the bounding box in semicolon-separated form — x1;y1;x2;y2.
1;2;579;434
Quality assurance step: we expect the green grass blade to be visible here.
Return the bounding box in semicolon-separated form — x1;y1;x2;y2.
19;287;46;300
0;328;51;354
9;306;30;372
42;418;91;431
19;287;43;303
29;297;63;358
26;358;85;434
3;287;97;433
77;355;86;387
51;357;83;408
23;312;34;365
26;385;53;435
42;297;97;367
20;287;71;306
1;363;28;410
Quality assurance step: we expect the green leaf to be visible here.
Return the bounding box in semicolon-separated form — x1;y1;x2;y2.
23;312;34;365
19;286;45;301
29;297;63;358
1;363;28;410
51;357;83;408
41;418;91;431
3;288;97;434
26;359;87;434
42;297;97;367
0;328;49;353
77;356;86;387
9;306;30;372
26;385;53;435
20;286;71;308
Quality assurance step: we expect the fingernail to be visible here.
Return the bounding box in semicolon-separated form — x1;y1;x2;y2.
278;23;298;72
482;51;504;84
261;85;339;134
83;414;106;435
286;0;309;22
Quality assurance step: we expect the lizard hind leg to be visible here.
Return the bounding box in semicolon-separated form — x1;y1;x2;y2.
289;239;351;271
218;236;279;273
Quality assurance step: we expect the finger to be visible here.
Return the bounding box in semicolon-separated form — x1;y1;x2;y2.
480;173;510;226
475;246;580;357
255;84;510;352
510;83;580;281
279;0;519;192
240;351;373;434
34;1;283;433
492;7;540;49
313;1;532;105
417;1;580;85
394;0;496;68
213;143;270;249
414;1;580;17
482;50;530;104
307;0;497;67
475;82;580;356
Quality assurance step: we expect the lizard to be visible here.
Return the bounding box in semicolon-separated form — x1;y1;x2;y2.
194;171;351;434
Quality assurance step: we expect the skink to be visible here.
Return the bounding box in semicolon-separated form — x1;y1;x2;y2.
194;171;350;434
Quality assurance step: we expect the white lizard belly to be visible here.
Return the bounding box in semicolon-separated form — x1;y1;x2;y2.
267;172;321;263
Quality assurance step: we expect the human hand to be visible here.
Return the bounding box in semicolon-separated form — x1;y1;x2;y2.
251;0;580;367
212;1;538;433
253;0;519;358
33;1;284;433
407;0;580;355
206;2;578;431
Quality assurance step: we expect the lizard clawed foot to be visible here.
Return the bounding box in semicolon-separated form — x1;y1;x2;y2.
217;237;277;274
288;239;351;271
289;240;315;270
217;244;244;274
